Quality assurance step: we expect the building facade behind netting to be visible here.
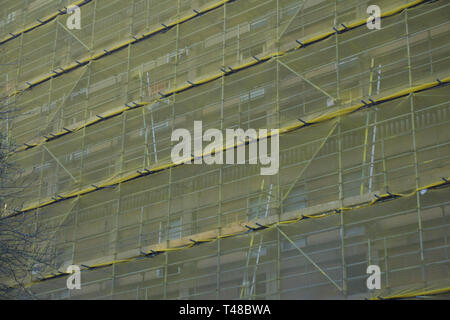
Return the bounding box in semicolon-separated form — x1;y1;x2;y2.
1;0;449;299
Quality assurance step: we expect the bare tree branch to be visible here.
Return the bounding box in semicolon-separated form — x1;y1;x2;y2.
0;132;58;299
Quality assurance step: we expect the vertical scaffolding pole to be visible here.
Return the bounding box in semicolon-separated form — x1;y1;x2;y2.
163;0;182;299
249;184;273;298
112;4;136;297
381;139;388;192
361;58;375;195
405;10;426;282
368;113;377;193
34;11;60;269
146;71;158;163
335;0;347;296
240;181;265;299
384;237;390;291
71;0;98;284
216;2;227;299
240;232;255;299
275;0;282;299
443;206;450;278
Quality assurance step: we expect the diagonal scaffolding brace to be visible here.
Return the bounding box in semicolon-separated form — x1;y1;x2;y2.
56;20;92;53
277;0;310;40
43;145;78;183
277;226;343;292
282;121;338;202
276;58;336;102
45;65;89;131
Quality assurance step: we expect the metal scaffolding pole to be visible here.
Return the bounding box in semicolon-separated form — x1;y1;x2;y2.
405;9;426;282
43;145;78;183
163;0;182;299
277;226;343;293
281;121;338;203
276;59;336;103
334;3;347;295
56;20;92;53
277;0;309;41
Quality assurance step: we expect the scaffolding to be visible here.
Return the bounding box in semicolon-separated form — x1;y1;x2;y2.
0;0;449;299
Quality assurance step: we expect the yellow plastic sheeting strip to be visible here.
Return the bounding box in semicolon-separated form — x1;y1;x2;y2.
374;286;450;300
17;100;153;153
6;76;450;218
22;176;450;291
13;0;440;154
0;0;93;45
3;0;236;100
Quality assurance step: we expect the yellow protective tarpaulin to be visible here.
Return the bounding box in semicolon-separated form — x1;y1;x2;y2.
1;0;449;299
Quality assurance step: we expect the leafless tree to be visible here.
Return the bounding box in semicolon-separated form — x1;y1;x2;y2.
0;210;56;299
0;108;57;299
